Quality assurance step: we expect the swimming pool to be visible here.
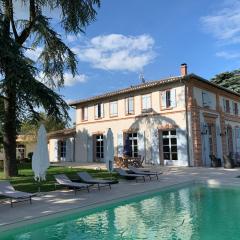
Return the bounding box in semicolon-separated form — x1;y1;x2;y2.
1;184;240;240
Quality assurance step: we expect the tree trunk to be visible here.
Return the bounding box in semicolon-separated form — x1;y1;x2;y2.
3;80;18;177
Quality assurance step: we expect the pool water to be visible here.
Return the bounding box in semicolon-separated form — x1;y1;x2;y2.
1;184;240;240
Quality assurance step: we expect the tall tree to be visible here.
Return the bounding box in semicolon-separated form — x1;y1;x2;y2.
211;69;240;93
0;0;100;177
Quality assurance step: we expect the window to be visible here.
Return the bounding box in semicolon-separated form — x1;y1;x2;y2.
124;132;138;157
202;91;211;107
95;134;104;159
208;124;214;155
110;101;118;116
142;94;151;112
161;89;176;109
162;130;178;161
233;102;238;116
95;103;104;119
16;144;25;160
82;107;88;121
223;99;230;113
125;97;134;114
59;140;66;159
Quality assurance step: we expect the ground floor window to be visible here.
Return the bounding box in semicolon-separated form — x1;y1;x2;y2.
16;144;25;160
226;126;233;154
162;129;178;160
59;140;66;159
124;132;138;157
96;134;104;159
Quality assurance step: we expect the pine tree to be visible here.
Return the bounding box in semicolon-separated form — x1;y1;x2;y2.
211;69;240;93
0;0;100;177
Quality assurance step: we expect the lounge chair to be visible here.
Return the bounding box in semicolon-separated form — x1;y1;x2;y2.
54;174;92;194
77;172;118;190
115;168;146;182
128;166;162;180
0;181;34;207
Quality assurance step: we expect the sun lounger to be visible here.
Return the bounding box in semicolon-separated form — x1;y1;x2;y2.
114;168;146;182
54;174;92;194
128;166;162;180
77;172;118;190
0;181;34;207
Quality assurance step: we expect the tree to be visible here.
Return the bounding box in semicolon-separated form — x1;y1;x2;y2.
0;0;100;177
211;69;240;93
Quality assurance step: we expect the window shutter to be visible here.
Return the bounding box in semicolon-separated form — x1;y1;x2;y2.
65;139;71;162
170;89;176;107
117;132;123;157
101;103;104;117
53;139;58;162
151;129;160;164
161;91;166;109
95;105;98;118
103;134;107;163
87;135;93;162
138;131;145;158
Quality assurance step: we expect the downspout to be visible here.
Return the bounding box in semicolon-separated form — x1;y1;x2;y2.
184;80;191;167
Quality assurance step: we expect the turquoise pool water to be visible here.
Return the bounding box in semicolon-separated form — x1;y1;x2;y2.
1;184;240;240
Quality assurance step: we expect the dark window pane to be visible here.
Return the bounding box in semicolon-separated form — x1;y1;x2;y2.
133;133;137;137
172;153;178;160
164;153;170;160
163;146;170;152
171;146;177;152
171;138;177;144
163;138;169;145
171;130;176;135
162;131;169;136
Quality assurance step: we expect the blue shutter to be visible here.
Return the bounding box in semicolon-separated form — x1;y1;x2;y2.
161;91;166;109
151;129;160;164
87;135;93;162
170;89;176;107
138;131;145;158
117;132;123;157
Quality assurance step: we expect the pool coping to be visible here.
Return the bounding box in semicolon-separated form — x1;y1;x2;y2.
1;178;240;233
0;180;195;232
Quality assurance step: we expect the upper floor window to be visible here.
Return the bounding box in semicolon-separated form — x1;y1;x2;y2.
142;94;151;112
82;107;88;121
161;89;176;109
223;99;230;113
95;103;104;119
233;102;239;116
125;97;134;115
202;91;211;107
110;101;118;117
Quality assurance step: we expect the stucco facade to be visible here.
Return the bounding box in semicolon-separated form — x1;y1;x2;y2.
48;65;240;167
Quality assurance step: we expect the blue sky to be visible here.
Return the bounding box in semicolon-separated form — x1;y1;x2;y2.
24;0;240;123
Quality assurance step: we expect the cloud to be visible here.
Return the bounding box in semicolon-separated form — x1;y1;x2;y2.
216;51;240;59
37;72;87;87
63;73;87;86
201;1;240;44
25;47;43;61
73;34;155;72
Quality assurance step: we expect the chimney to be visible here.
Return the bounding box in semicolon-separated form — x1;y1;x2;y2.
180;63;187;76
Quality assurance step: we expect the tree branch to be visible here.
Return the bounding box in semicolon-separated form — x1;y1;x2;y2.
8;0;19;40
17;0;36;45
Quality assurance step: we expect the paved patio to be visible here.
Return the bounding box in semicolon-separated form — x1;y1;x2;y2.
1;167;240;231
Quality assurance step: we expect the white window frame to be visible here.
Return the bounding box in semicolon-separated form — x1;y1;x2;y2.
95;134;104;159
125;97;134;115
126;132;138;157
95;103;104;119
82;107;88;121
162;129;178;161
161;89;176;109
142;94;151;111
110;101;118;117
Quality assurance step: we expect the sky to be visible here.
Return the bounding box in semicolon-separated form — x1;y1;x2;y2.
23;0;240;123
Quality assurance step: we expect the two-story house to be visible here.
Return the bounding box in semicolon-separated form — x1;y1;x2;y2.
48;64;240;167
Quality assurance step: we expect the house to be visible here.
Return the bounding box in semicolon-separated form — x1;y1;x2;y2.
48;64;240;167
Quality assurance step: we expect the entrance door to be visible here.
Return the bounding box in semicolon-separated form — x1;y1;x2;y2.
94;134;104;162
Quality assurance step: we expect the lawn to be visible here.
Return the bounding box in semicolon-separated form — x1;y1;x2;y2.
0;163;118;193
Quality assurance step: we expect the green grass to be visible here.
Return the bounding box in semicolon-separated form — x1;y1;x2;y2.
0;163;118;193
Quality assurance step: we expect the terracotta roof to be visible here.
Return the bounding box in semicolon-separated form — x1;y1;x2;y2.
69;73;240;106
47;128;76;139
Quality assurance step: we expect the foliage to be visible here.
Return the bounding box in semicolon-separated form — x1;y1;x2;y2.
0;163;117;193
211;69;240;93
0;0;100;176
